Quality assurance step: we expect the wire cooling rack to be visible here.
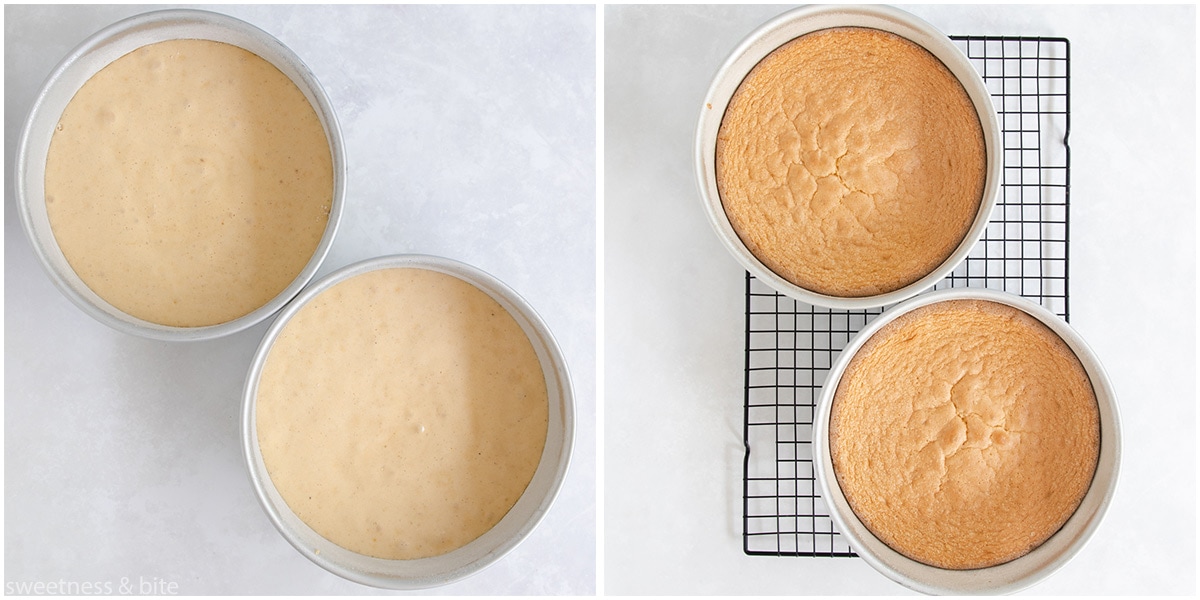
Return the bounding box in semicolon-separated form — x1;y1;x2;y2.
742;36;1071;557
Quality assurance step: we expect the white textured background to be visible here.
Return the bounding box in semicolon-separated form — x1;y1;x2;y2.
604;4;1195;595
5;4;595;595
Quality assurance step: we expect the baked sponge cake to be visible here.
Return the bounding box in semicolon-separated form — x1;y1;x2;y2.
829;299;1099;570
716;27;986;297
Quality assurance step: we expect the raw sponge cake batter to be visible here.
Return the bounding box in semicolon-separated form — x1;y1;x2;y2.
44;39;333;327
829;300;1100;570
716;27;986;297
255;267;549;560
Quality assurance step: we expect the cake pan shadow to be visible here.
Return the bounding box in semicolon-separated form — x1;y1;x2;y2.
811;288;1120;595
695;5;1002;310
241;254;575;589
14;9;346;341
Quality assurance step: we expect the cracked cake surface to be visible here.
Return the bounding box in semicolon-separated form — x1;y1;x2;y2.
716;27;985;297
829;299;1100;570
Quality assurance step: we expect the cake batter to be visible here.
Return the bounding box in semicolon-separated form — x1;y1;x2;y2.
255;267;549;560
45;39;333;327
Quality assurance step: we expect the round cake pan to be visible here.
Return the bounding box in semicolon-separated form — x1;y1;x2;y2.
695;5;1002;310
812;288;1120;595
241;254;575;589
14;9;346;341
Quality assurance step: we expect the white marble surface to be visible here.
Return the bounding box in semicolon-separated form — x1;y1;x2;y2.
605;4;1195;595
5;4;595;595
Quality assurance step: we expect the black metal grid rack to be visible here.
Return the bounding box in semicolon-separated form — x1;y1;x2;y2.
742;36;1071;557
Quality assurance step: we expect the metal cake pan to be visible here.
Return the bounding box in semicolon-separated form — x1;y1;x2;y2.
14;9;346;340
695;5;1002;310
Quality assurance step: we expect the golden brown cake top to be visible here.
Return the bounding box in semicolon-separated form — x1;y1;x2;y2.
829;299;1099;570
716;27;985;297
